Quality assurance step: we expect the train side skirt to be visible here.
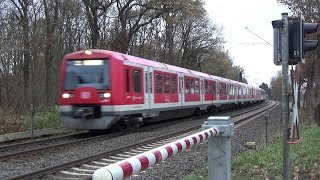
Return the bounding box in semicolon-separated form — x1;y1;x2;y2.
61;116;121;130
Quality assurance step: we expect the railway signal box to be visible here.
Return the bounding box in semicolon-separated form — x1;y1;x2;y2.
272;16;319;65
289;16;319;64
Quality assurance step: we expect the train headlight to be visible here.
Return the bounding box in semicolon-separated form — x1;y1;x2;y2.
100;92;111;98
104;93;111;98
84;50;92;55
62;93;73;98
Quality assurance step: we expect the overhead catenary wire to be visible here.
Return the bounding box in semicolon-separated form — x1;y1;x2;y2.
244;26;273;46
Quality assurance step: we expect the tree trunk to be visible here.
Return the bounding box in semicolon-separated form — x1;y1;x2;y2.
43;0;59;105
83;0;101;49
21;5;31;109
0;79;2;106
313;58;320;125
11;0;32;109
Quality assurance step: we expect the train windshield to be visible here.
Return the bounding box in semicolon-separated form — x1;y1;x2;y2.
64;59;110;90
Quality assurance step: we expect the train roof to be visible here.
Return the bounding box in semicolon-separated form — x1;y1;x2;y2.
119;52;221;80
64;49;263;89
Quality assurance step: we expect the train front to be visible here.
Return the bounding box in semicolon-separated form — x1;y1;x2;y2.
59;50;120;130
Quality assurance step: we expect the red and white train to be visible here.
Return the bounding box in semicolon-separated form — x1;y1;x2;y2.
59;49;266;130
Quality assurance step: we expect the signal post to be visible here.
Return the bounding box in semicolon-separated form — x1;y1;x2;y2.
272;13;319;179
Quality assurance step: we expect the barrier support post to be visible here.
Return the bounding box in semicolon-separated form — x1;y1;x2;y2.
202;116;234;180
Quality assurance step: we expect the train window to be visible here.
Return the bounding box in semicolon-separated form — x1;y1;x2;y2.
64;60;110;90
221;84;224;95
179;76;184;94
164;74;170;93
156;73;163;93
205;81;209;94
212;81;216;95
220;83;226;95
126;69;130;92
149;72;153;93
231;85;234;95
225;84;227;95
171;75;177;93
191;78;195;94
233;86;235;95
185;78;190;94
179;77;181;93
231;86;234;95
133;70;141;93
145;71;148;93
195;79;199;94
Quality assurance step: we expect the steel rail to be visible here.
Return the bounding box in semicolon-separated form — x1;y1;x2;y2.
8;101;278;180
0;101;271;161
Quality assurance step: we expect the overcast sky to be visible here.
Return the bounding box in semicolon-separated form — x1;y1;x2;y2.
204;0;290;86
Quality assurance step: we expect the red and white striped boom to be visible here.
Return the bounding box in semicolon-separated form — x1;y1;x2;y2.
93;127;219;180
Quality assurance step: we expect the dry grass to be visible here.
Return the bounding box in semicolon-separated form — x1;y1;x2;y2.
183;123;320;180
0;106;61;135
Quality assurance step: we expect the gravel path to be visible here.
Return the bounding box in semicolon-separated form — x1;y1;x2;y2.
0;102;280;179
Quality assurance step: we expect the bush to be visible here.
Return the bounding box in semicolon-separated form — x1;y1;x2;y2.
0;105;62;134
34;105;62;129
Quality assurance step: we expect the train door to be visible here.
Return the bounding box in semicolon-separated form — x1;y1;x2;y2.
226;81;229;101
212;80;217;101
145;66;153;110
179;74;184;106
252;87;254;99
125;66;144;105
235;84;238;102
238;85;242;102
216;80;220;103
200;79;204;105
219;81;227;101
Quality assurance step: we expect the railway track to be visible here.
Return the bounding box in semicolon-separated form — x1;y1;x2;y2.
0;101;271;162
5;100;278;179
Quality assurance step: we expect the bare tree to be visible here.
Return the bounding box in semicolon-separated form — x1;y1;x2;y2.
43;0;59;105
110;0;163;53
0;0;248;133
10;0;32;108
82;0;115;48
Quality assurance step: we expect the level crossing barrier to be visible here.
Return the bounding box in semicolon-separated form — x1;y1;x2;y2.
93;116;234;180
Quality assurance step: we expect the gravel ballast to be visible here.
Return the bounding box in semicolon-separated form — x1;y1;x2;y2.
0;102;280;179
134;103;281;180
